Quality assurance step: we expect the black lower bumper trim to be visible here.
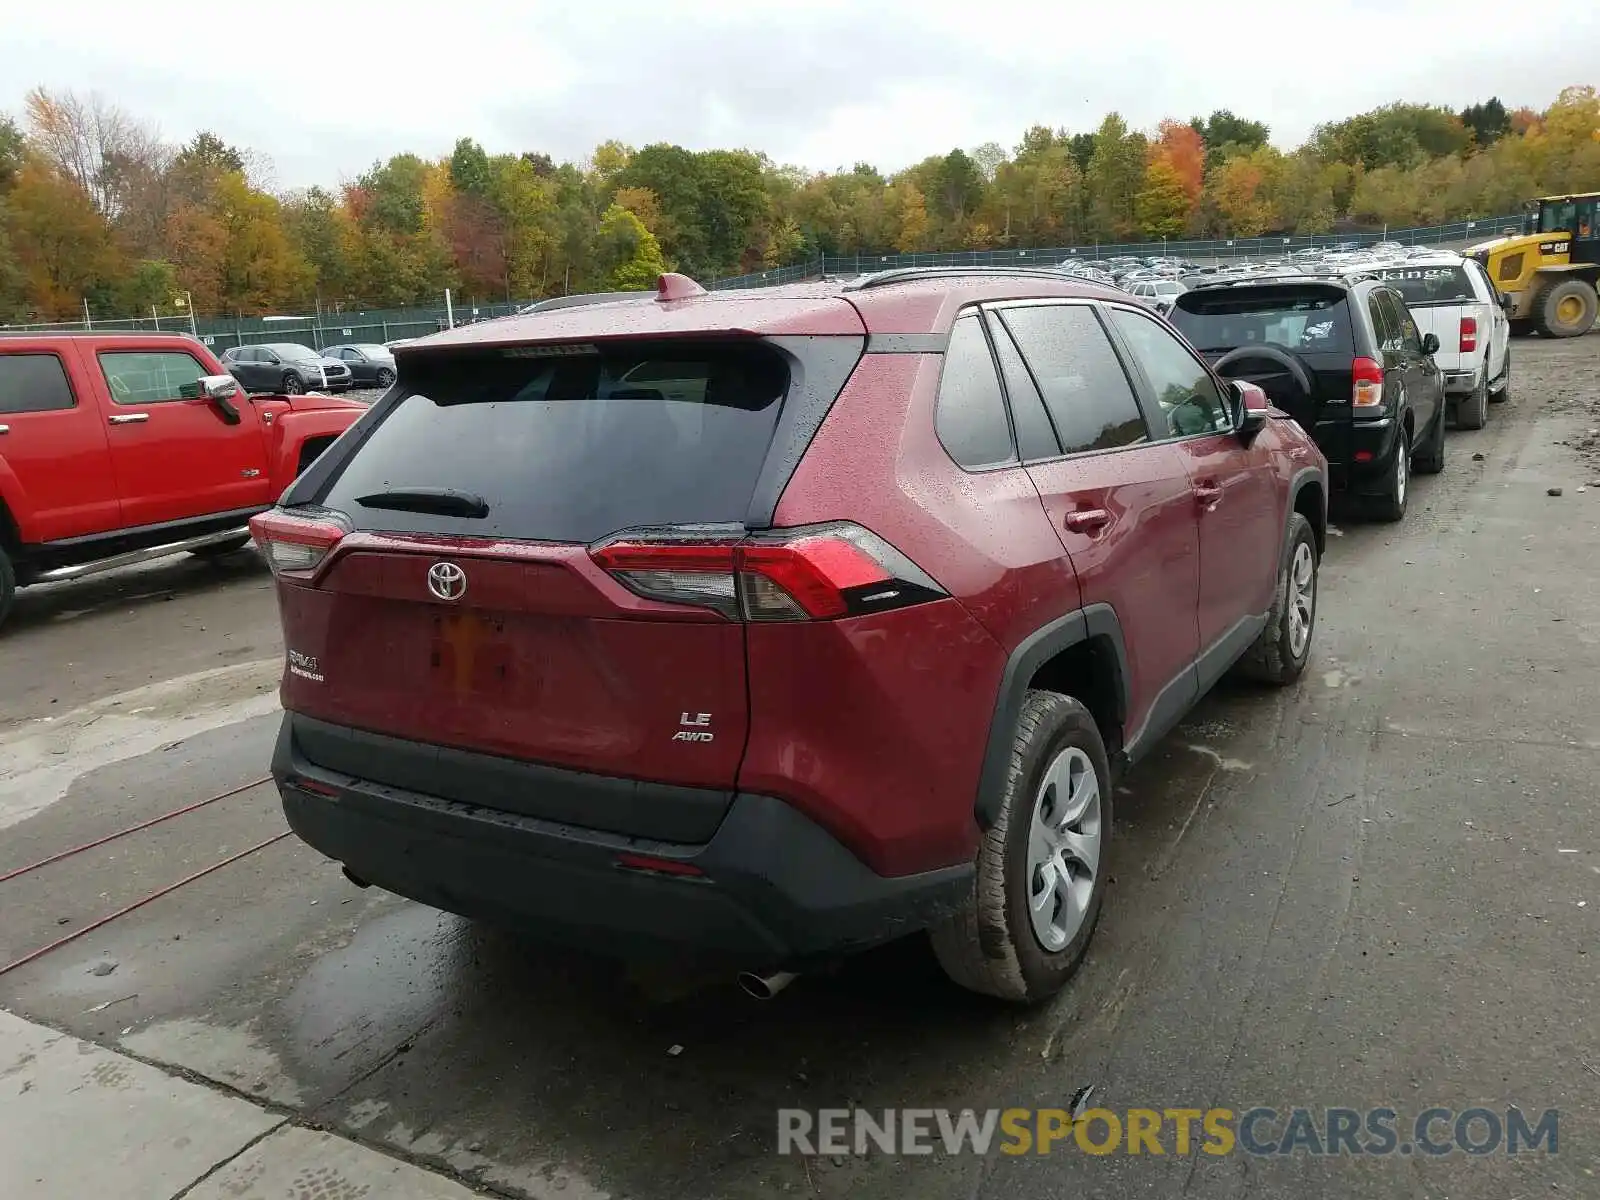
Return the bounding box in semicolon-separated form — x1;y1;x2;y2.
273;714;972;964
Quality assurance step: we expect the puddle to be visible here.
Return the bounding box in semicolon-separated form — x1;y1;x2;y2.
0;660;281;830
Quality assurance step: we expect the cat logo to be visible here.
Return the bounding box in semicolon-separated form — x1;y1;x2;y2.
672;712;714;743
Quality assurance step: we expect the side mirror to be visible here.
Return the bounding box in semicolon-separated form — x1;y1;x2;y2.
1420;332;1441;355
1232;380;1269;440
199;374;242;424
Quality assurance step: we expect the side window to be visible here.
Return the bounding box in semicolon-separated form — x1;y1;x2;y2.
988;318;1061;461
0;353;77;414
1392;294;1423;352
98;351;209;405
934;315;1017;470
1000;304;1149;454
1466;260;1496;303
1368;292;1401;353
1103;306;1233;438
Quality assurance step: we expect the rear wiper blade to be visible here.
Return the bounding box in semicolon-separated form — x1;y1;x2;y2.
353;487;489;518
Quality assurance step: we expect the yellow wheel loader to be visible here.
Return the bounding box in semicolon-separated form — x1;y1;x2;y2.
1468;192;1600;338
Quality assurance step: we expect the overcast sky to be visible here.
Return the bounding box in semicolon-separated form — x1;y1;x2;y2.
5;0;1596;191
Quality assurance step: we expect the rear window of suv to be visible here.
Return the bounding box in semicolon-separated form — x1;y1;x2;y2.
318;340;790;543
1371;265;1476;307
1170;286;1354;356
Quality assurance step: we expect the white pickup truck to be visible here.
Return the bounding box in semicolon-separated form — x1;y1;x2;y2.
1371;254;1511;430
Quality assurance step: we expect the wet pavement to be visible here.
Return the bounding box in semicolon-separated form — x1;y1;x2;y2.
2;339;1598;1198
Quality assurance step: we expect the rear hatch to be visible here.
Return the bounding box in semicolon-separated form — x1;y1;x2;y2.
1170;283;1357;451
260;331;861;834
1370;264;1477;373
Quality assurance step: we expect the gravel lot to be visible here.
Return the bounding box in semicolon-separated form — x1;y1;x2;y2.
2;334;1597;1199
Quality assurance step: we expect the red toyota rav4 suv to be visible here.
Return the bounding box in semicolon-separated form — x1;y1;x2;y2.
254;269;1327;1003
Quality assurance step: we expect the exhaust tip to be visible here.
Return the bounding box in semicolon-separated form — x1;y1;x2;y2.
341;866;371;889
737;970;798;1000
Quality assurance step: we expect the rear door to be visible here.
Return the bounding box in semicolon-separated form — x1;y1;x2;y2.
278;338;813;791
1387;293;1445;431
97;344;270;527
993;300;1202;745
0;345;121;540
1104;304;1283;663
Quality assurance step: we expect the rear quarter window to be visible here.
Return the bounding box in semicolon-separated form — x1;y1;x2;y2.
0;353;77;413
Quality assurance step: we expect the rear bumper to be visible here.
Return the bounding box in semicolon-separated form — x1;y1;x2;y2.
1313;415;1402;494
1443;369;1479;394
273;714;971;965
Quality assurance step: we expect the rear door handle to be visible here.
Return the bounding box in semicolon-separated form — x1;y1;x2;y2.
1194;484;1223;506
108;413;150;425
1064;508;1111;532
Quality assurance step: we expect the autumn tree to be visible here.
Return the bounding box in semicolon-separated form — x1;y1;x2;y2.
1134;158;1190;239
594;203;667;289
1086;114;1147;239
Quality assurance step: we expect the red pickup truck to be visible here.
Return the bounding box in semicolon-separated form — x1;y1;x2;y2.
0;331;366;628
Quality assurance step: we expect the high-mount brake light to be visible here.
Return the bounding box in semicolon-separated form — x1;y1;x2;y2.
249;510;347;577
590;523;945;622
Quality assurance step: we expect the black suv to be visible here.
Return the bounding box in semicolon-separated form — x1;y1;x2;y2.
1168;273;1446;521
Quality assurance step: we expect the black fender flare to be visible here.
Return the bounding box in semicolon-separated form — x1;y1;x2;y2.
1286;465;1327;554
974;603;1130;829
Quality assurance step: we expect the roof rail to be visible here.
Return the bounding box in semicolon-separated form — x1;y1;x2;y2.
0;328;200;340
842;265;1078;291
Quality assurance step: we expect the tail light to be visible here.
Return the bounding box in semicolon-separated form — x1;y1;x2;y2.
249;509;347;577
1459;317;1478;353
590;522;946;622
1351;356;1384;409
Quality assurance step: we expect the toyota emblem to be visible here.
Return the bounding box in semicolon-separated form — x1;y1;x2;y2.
427;561;467;601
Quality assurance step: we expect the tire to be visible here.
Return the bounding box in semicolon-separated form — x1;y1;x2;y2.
1369;428;1409;523
1530;278;1598;338
189;534;251;560
930;691;1110;1003
1234;513;1318;685
0;545;15;632
375;367;396;388
1489;350;1511;404
1413;404;1445;475
282;372;305;396
1455;372;1488;431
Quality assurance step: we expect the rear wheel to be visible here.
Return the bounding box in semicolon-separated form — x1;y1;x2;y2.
1455;372;1488;430
930;691;1109;1003
1489;350;1511;404
0;546;15;631
1234;513;1318;685
1413;403;1446;475
1530;278;1599;338
1369;429;1409;523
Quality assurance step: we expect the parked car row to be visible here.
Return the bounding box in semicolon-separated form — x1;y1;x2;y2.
218;342;397;395
251;266;1330;1005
